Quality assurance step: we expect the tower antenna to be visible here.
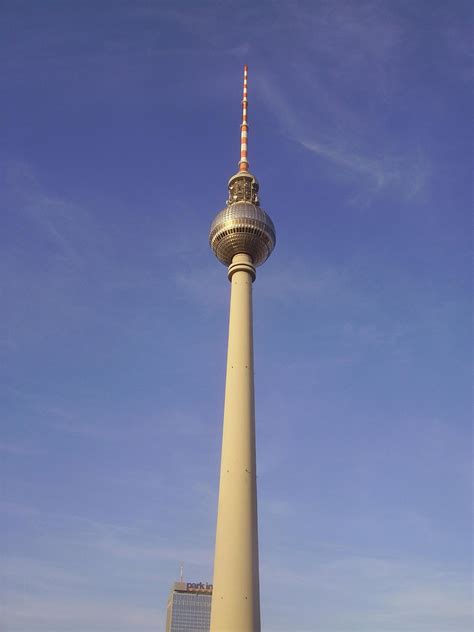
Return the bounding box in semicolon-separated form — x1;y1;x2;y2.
238;65;249;172
180;562;184;583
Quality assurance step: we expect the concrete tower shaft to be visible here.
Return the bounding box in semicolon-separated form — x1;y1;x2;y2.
211;252;260;630
209;66;275;632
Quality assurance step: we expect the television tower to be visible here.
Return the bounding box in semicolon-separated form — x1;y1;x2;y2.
209;66;276;631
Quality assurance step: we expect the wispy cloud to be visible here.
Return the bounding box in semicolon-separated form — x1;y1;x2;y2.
0;514;180;630
1;513;211;632
3;160;94;268
298;137;429;198
3;511;212;567
175;259;343;307
259;260;342;302
0;500;40;517
2;594;160;631
0;441;44;456
261;554;472;630
43;406;128;442
94;537;212;566
2;556;89;590
257;71;430;201
174;264;227;309
340;320;408;351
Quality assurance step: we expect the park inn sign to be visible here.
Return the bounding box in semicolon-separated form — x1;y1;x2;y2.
187;582;213;593
173;581;213;594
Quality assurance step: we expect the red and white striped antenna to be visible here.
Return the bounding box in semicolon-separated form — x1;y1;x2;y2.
238;65;249;172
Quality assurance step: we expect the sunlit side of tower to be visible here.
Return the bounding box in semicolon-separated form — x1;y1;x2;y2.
209;66;276;632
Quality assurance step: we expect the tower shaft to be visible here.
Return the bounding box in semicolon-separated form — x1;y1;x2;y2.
210;253;260;632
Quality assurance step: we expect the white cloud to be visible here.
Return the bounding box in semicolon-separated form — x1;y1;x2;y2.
257;71;430;201
0;441;44;456
259;260;341;301
261;554;472;631
2;594;160;631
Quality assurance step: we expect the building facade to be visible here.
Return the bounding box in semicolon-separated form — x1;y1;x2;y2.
165;582;212;632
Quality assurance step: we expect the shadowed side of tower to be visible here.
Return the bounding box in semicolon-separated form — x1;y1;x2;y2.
209;66;276;632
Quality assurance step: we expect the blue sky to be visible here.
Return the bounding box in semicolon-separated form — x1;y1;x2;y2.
0;1;472;630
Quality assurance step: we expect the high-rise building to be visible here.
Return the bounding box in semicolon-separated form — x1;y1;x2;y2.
165;581;213;632
208;66;276;631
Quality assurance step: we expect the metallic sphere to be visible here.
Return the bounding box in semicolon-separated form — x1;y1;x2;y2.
209;202;276;267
